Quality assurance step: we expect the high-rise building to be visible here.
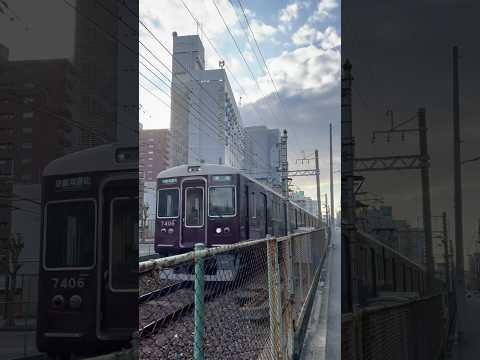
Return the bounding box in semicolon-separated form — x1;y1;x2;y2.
0;45;73;289
0;44;74;184
244;125;280;188
169;33;246;168
139;128;170;239
73;0;138;148
140;128;170;182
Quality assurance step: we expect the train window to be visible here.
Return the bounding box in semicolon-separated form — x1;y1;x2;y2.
185;188;204;227
44;200;95;269
157;188;179;218
209;186;236;217
109;197;138;291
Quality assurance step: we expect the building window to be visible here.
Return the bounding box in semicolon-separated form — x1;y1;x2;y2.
0;128;13;136
21;174;33;181
22;158;32;164
0;143;12;150
24;83;35;89
22;127;33;133
0;159;13;176
23;97;35;104
0;114;14;120
148;157;153;161
148;151;154;154
23;112;34;119
22;143;33;149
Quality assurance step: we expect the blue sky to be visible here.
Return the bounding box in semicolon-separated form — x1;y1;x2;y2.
140;0;341;210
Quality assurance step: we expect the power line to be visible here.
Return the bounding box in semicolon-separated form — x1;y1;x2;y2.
114;0;278;174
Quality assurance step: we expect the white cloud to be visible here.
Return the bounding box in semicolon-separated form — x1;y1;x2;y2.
266;45;340;95
292;25;340;49
309;0;338;23
249;18;277;42
320;26;341;49
292;24;319;46
279;3;301;24
239;44;340;104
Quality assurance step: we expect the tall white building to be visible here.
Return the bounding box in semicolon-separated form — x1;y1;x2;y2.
244;125;281;188
170;33;246;168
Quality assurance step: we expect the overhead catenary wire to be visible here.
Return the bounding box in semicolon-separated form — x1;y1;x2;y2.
110;0;279;174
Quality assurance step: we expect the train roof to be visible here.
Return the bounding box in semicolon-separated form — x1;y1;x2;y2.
43;143;138;176
157;164;240;178
158;164;320;220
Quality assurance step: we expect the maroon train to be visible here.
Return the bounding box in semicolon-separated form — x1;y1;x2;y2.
36;144;138;357
155;164;320;259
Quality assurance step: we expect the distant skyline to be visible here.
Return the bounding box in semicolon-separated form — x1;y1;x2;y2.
140;0;341;210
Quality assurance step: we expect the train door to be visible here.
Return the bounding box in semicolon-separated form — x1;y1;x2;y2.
181;178;207;247
99;175;138;339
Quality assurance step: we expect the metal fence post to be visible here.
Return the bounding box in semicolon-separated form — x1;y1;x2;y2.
285;236;295;359
267;237;283;359
194;243;205;360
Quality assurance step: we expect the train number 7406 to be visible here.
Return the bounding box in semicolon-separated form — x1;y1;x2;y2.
51;277;86;289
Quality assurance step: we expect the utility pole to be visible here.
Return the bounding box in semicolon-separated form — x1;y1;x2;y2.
449;228;455;293
342;60;358;311
330;123;335;232
280;129;290;235
418;108;435;293
315;149;322;224
453;45;466;338
442;212;451;292
324;193;329;227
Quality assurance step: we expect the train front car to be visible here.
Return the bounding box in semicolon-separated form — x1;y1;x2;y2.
36;144;138;357
155;164;240;257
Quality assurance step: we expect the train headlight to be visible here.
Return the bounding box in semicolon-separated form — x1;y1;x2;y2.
51;295;64;309
161;228;167;233
168;228;174;234
216;227;222;234
69;295;82;309
224;227;230;234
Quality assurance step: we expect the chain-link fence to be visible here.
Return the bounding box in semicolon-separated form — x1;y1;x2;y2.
341;293;449;360
139;228;328;360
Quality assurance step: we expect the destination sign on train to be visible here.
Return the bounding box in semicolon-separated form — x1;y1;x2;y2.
212;175;232;182
55;176;91;191
160;178;177;184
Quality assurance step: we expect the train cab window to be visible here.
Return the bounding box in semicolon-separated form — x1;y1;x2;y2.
185;188;204;227
158;188;179;218
44;200;95;269
110;197;138;291
209;186;236;217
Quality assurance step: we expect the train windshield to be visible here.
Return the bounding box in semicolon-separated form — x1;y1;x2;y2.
209;186;236;217
110;197;138;290
157;188;179;218
44;200;95;268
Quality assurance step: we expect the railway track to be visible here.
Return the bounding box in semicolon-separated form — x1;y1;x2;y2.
138;274;251;338
139;280;191;305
